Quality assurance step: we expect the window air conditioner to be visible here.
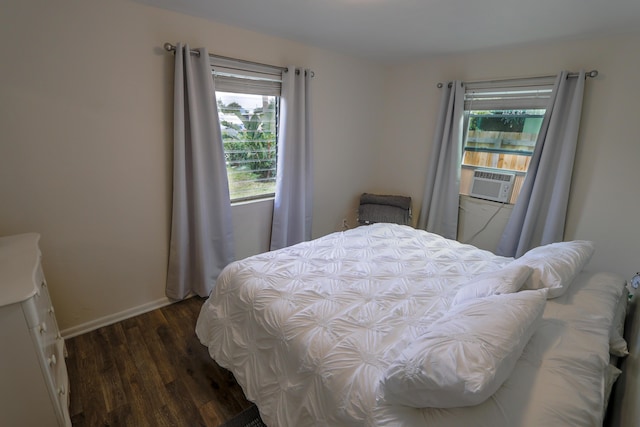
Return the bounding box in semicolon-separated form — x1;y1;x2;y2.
469;170;515;203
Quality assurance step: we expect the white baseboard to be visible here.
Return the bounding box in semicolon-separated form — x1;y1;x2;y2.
60;297;175;339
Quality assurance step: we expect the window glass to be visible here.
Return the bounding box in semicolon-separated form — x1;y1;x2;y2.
463;109;545;172
216;91;278;202
459;78;554;204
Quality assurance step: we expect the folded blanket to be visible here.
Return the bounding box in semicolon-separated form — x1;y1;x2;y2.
358;193;412;225
359;193;412;210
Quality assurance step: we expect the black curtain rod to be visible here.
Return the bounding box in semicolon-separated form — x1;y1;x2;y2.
163;42;315;77
437;70;598;88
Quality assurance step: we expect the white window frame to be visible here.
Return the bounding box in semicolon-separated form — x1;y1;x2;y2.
211;57;283;203
460;77;555;204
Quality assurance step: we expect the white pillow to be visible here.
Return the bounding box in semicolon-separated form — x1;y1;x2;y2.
604;363;622;412
452;264;534;305
512;240;594;299
381;290;547;408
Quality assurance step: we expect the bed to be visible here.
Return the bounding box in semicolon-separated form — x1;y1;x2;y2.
195;223;630;426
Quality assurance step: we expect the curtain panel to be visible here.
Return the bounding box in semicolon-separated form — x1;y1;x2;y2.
166;43;235;299
496;71;586;257
417;81;465;240
270;67;313;250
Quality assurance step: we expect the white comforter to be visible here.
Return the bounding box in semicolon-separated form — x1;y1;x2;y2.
196;223;625;427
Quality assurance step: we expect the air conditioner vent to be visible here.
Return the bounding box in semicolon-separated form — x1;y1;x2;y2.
470;170;515;203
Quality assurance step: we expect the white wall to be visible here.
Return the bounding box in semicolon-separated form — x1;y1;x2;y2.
0;0;385;332
457;196;514;252
3;0;639;334
378;32;640;278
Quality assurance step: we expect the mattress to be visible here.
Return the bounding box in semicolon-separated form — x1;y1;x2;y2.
196;223;626;426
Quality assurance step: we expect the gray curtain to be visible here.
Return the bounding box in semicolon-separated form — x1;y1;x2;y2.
417;81;465;239
496;71;586;257
166;43;235;299
270;67;313;250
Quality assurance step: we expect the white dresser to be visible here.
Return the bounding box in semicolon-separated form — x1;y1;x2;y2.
0;233;72;427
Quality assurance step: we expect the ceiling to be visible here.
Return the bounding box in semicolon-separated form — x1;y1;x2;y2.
137;0;640;62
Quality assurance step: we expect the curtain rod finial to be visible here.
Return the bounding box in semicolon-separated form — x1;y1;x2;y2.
164;42;175;52
588;70;598;78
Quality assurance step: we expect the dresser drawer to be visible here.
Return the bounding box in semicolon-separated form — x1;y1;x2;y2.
0;233;71;426
27;290;61;366
52;338;71;424
45;337;69;396
22;265;55;329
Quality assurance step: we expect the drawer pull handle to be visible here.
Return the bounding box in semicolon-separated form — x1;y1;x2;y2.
39;322;48;334
49;354;57;366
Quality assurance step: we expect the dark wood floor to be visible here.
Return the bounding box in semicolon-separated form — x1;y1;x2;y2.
65;296;253;426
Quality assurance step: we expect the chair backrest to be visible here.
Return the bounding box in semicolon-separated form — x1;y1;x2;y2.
358;193;412;226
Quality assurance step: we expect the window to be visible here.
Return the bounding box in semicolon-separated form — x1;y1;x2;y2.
464;108;545;172
216;91;278;201
211;58;282;202
460;79;554;203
